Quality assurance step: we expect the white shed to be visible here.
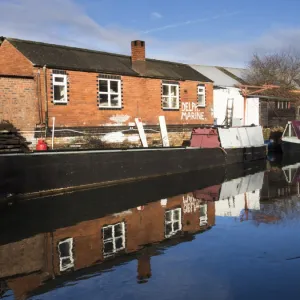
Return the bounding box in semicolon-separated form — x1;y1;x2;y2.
190;65;259;126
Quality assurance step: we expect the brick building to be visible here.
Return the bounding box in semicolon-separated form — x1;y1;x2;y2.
0;37;213;148
0;194;215;299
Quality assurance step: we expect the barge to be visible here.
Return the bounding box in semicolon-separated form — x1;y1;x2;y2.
281;121;300;154
0;125;266;197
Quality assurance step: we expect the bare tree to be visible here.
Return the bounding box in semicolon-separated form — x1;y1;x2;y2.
244;49;300;89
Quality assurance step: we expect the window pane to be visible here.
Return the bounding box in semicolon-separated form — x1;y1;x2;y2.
162;96;169;108
173;221;180;231
103;226;113;240
173;209;180;220
55;77;64;83
198;95;204;105
198;87;204;93
59;242;70;257
111;95;120;107
165;223;172;236
99;94;109;106
114;223;123;237
110;81;119;93
99;80;108;92
54;85;66;102
104;241;114;254
163;85;169;96
61;258;72;269
115;237;124;250
170;85;177;96
200;206;206;216
171;97;178;108
165;211;171;222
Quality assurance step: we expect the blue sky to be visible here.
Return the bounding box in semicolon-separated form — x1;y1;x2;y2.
1;0;300;66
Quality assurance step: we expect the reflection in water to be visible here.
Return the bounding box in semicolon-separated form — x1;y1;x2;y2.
1;162;300;299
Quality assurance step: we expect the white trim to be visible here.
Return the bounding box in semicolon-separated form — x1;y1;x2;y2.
102;222;125;257
197;86;206;107
53;74;68;104
282;137;300;144
98;78;122;108
162;83;179;110
165;208;182;238
58;238;74;272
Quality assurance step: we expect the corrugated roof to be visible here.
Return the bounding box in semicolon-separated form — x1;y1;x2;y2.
5;37;212;82
189;64;240;87
222;67;247;82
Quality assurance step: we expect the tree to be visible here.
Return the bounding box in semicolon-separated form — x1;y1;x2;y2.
244;50;300;90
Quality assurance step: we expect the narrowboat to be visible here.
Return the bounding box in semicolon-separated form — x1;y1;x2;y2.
0;125;266;197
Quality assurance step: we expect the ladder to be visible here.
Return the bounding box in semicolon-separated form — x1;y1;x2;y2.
224;98;234;127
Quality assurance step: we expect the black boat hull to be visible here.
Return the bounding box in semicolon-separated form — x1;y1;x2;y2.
1;146;266;196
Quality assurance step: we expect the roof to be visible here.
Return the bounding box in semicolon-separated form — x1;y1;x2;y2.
247;88;300;101
221;67;247;82
4;37;212;82
189;64;240;87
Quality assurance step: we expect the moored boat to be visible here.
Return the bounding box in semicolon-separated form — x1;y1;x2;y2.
0;125;266;197
281;121;300;154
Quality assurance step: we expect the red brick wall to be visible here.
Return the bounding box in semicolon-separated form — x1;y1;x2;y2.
0;41;34;76
0;76;39;130
43;69;214;127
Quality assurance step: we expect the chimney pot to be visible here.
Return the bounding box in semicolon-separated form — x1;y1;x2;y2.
131;40;146;63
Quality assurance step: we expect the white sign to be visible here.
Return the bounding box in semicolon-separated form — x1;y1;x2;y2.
135;118;148;147
181;102;205;121
159;116;170;147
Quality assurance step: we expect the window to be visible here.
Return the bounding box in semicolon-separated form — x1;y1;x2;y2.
53;74;67;103
197;85;206;107
276;101;290;109
58;238;74;272
98;78;121;108
162;83;179;109
165;208;182;238
199;204;208;226
102;222;125;257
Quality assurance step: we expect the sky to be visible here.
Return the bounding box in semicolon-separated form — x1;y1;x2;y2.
1;0;300;67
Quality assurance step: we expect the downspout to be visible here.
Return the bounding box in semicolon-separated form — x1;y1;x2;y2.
36;69;43;124
43;65;48;138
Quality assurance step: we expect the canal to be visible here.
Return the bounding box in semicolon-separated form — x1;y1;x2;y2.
1;158;300;299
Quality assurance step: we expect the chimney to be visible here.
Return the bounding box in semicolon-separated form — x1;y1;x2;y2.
131;40;146;62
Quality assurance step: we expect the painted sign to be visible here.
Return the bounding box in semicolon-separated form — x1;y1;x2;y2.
181;102;205;121
183;194;201;214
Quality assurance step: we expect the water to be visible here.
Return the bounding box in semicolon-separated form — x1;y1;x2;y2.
1;160;300;299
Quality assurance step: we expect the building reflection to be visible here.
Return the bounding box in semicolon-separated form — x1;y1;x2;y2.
2;162;300;299
0;193;215;299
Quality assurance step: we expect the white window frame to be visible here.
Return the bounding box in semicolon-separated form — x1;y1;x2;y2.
98;78;122;108
197;85;206;107
199;204;208;226
58;238;74;272
53;74;68;104
102;222;125;257
165;208;182;238
162;83;179;110
277;101;289;109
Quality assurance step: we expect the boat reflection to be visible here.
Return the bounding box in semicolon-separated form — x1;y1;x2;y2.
2;162;300;299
